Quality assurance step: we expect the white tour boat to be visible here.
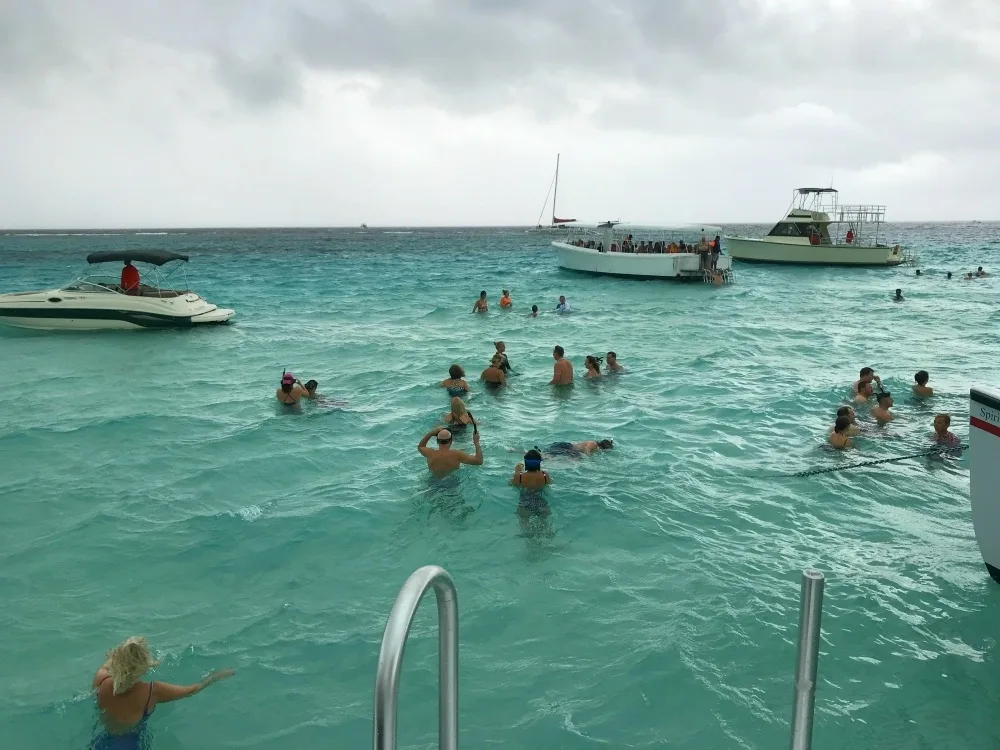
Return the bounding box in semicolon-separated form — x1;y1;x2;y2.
553;222;733;283
725;188;908;266
0;250;235;331
532;153;576;231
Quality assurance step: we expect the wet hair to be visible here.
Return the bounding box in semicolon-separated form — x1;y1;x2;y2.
449;364;464;379
914;370;929;385
915;269;921;275
305;379;318;391
978;267;984;271
554;345;564;357
860;367;874;378
531;305;538;312
281;382;293;394
936;413;951;428
834;416;850;434
523;448;543;471
449;397;467;417
598;439;614;450
837;406;851;418
491;354;502;365
585;355;602;370
479;290;487;297
105;636;159;696
895;288;902;295
607;351;617;359
877;391;892;403
502;290;509;295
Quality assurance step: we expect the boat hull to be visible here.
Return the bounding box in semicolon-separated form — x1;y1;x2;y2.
725;237;905;266
554;242;731;279
0;289;235;331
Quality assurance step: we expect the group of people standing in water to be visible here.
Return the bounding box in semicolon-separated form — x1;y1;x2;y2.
827;366;961;458
427;338;617;528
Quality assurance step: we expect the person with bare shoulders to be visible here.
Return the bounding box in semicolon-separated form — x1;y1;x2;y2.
481;355;507;387
493;341;512;374
512;448;553;530
913;370;933;398
828;416;853;449
871;391;894;423
854;380;874;404
852;367;881;394
418;426;483;476
472;290;488;313
584;355;602;379
550;345;573;385
440;365;469;397
91;636;233;747
833;406;860;436
276;372;308;407
442;397;475;431
605;351;624;373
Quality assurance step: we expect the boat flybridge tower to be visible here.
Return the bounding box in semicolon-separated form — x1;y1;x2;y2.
790;188;889;249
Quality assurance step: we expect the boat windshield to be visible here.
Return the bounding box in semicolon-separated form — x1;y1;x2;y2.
61;261;191;297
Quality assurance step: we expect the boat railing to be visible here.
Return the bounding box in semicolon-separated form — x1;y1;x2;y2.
373;565;458;750
829;204;887;225
371;566;824;750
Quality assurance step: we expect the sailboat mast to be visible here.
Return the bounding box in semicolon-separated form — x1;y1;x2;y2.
552;153;560;226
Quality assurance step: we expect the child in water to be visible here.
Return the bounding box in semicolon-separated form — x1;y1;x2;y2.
512;449;552;530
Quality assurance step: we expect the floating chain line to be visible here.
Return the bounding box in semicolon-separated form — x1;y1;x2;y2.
782;444;968;478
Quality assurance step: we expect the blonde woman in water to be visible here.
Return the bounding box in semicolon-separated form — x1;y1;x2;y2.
91;636;234;748
442;396;475;431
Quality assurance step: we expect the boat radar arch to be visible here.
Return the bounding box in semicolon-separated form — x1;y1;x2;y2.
970;386;1000;584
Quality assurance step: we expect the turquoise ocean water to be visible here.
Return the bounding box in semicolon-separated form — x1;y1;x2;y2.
1;224;999;749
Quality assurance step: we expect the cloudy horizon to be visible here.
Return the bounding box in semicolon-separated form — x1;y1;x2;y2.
2;0;998;229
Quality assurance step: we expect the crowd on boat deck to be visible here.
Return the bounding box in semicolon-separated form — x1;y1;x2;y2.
825;366;961;459
567;233;723;270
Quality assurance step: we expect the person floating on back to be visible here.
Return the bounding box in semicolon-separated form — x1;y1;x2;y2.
499;290;512;309
473;291;488;313
546;440;613;457
92;636;233;747
550;345;573;385
913;370;933;398
418;426;482;476
828;416;853;449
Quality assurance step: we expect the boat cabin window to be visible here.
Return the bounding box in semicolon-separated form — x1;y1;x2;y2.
768;222;809;237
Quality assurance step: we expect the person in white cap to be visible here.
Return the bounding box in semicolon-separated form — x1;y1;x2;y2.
418;424;483;476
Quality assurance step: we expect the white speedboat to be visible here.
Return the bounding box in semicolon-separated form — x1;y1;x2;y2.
0;250;235;331
725;188;908;266
553;222;733;283
532;153;577;231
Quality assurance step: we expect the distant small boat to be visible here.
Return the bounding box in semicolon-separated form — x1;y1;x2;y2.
533;154;576;231
360;222;368;229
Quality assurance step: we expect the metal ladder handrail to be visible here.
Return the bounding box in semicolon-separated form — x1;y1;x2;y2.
373;565;459;750
790;569;825;750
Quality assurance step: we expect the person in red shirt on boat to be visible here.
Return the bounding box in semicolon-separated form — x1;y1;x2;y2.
120;261;140;295
845;228;854;244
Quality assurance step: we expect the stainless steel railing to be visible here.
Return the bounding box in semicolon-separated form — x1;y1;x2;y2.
789;569;825;750
373;565;459;750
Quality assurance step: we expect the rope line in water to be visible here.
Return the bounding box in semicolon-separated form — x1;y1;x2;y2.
782;444;968;478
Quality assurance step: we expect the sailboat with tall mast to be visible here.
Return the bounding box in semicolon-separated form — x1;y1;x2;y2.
533;153;576;230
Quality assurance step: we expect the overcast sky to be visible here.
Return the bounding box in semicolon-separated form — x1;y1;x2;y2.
1;0;998;228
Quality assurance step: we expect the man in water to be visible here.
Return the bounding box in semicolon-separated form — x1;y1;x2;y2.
120;260;140;295
828;417;853;450
976;266;988;277
913;370;933;398
852;367;881;394
555;295;572;313
854;380;874;404
529;305;539;317
915;269;922;276
494;341;512;373
606;351;624;373
549;345;573;385
418;427;482;476
834;406;860;436
893;288;904;302
473;291;488;313
547;439;614;457
871;391;894;424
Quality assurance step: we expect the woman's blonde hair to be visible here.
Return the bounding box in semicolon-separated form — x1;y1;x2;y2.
450;397;467;418
106;636;158;695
